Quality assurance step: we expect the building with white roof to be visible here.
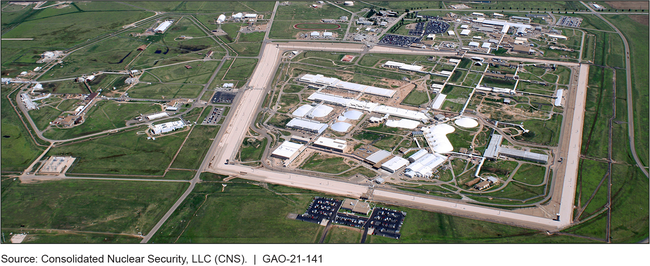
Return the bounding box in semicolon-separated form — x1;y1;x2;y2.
292;104;333;118
386;119;420;129
313;137;347;152
155;20;174;33
381;156;409;173
448;31;455;36
555;89;564;106
460;29;471;36
233;12;243;19
408;149;428;162
331;122;352;132
383;61;424;72
366;150;392;165
216;14;226;24
422;124;455;153
431;93;447;109
271;141;305;164
404;152;448;178
468;41;480;47
151;120;186;135
372;105;428;121
147;112;169;120
20;93;37;110
461;25;469;29
482;42;492;48
244;13;257;18
323;32;333;37
286;118;328;134
311;31;320;37
545;33;567;40
484;134;503;159
299;74;395;97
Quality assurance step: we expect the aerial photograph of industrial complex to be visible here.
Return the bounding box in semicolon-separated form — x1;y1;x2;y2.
1;0;648;248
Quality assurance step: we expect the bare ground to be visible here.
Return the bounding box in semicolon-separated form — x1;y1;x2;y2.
605;2;648;9
629;15;649;26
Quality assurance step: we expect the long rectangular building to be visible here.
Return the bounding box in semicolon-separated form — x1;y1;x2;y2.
383;61;424;72
404;152;448;178
313;137;347;152
484;134;503;159
271;141;306;164
155;20;174;33
286;118;328;134
299;74;396;97
308;92;428;121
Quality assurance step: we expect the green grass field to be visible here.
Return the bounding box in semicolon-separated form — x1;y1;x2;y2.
46;126;188;175
301;153;351;174
170;125;220;169
401;89;429;106
1;87;45;172
141;60;220;84
149;182;322;243
126;83;204;100
1;179;188;238
512;163;547;185
239;137;267;162
42;101;162;140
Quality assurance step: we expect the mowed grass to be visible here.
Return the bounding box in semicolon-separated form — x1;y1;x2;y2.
142;60;220;83
150;182;322;243
512;163;546;185
46;126;188;175
42;101;162;140
127;83;204;100
401;89;429;106
324;226;362;243
274;2;347;20
1;179;188;237
239;138;267;162
516;114;563;146
7;231;142;244
301;153;351;174
170;125;220;169
223;58;258;81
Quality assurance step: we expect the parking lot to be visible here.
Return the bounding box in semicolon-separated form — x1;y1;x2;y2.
334;212;368;228
211;91;236;104
378;34;422;47
367;207;406;239
423;20;449;35
201;107;223;125
557;16;582;27
296;197;342;224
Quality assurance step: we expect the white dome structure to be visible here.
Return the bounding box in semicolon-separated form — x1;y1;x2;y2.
343;110;363;120
309;105;333;118
331;122;352;132
292;105;313;117
455;117;478;128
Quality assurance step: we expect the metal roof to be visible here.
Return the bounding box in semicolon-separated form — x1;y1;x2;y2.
484;134;503;159
366;150;392;164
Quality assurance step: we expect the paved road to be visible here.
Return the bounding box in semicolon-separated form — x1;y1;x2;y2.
196;42;589;231
580;1;648;178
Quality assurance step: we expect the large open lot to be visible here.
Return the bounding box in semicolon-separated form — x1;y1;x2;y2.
1;178;188;243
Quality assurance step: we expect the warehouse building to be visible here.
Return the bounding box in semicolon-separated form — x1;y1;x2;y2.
307;92;428;121
364;149;392;166
499;148;548;164
383;61;424;72
155;20;174;33
286;118;328;134
484;134;503;159
151;120;186;135
299;74;395;97
271;141;306;165
381;156;409;173
408;149;428;162
147;112;169;120
404;152;448;178
555;89;564;106
422;124;455;153
313;137;347;152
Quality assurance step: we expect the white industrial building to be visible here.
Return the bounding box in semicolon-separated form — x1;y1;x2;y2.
20;93;37;110
286;118;328;134
244;13;257;18
381;156;409;173
404;152;448;178
271;141;305;164
385;119;420;129
484;134;503;159
448;31;455;36
481;19;532;35
216;14;226;24
155;20;174;33
292;104;333;118
299;74;396;97
323;32;333;38
408;149;428;162
147;112;169;120
383;61;424;72
545;33;568;40
232;13;243;19
422;124;455;153
366;150;392;165
307;92;428;121
468;41;480;47
460;29;471;36
310;31;320;37
482;42;492;49
331;122;352;132
313;137;347;152
555;89;564;106
151;120;186;135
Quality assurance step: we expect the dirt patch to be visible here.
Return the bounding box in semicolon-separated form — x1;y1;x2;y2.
605;2;648;9
629;15;649;25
